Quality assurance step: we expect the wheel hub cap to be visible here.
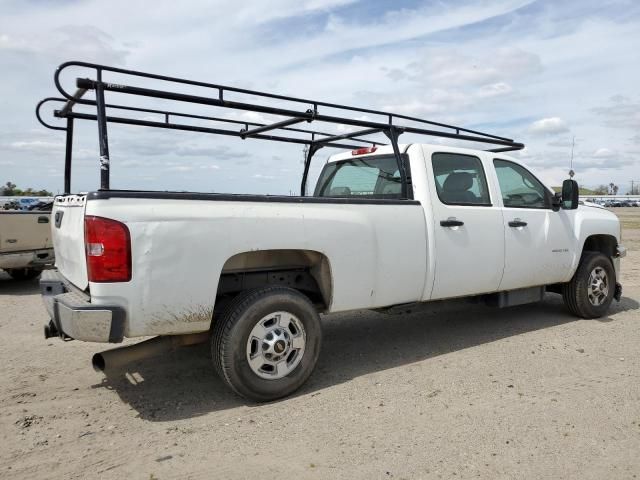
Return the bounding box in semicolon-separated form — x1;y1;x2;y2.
262;329;291;360
246;312;306;380
587;267;609;306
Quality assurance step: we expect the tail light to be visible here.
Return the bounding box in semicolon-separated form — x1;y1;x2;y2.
84;216;132;282
351;146;377;156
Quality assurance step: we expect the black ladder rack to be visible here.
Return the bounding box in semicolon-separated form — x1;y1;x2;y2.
36;61;525;195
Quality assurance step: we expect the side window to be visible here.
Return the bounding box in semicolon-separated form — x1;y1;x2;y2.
493;159;549;209
431;153;491;206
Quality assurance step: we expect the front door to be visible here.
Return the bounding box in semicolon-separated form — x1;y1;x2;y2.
493;159;575;290
428;152;505;300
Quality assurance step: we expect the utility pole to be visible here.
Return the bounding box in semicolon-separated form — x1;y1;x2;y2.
568;136;575;178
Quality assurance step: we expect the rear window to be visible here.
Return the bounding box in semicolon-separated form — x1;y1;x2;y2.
313;155;406;198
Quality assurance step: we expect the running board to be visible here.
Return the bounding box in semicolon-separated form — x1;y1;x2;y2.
485;286;545;308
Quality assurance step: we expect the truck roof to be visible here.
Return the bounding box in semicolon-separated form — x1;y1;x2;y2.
326;143;519;163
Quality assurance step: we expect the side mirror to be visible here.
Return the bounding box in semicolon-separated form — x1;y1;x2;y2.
561;179;579;210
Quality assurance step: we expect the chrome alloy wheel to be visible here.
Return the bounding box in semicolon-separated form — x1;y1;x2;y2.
587;266;609;306
246;311;306;379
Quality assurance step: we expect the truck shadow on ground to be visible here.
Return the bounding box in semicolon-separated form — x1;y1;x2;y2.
93;293;639;421
0;272;41;296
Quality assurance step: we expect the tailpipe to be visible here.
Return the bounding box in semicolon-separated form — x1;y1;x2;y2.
44;320;59;339
92;332;210;372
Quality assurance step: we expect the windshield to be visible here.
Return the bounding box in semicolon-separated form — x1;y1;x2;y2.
313;155;406;198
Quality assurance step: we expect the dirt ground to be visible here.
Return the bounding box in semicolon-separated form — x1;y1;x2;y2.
1;208;639;480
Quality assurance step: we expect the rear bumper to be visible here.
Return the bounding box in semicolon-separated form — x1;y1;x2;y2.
0;248;54;270
40;269;125;343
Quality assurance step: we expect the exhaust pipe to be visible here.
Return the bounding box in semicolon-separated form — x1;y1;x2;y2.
92;332;210;372
44;320;59;339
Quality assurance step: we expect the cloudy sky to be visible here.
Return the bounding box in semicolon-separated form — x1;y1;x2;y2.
1;0;639;194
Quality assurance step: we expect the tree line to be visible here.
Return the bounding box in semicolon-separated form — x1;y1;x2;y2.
591;184;637;195
1;182;53;197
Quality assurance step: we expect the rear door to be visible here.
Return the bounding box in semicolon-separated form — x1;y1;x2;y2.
426;150;505;300
51;195;89;289
313;151;427;307
492;159;574;289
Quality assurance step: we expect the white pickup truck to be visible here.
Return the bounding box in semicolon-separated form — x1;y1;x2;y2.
38;62;625;401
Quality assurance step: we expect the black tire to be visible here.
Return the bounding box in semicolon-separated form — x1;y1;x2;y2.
562;252;615;319
6;268;42;281
211;286;322;402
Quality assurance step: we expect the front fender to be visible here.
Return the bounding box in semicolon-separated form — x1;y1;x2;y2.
568;206;621;280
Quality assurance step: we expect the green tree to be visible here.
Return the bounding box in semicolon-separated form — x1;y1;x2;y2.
2;182;52;196
3;181;17;195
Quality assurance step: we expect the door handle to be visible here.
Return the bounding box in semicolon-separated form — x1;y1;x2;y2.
508;219;527;228
440;219;464;227
38;216;49;224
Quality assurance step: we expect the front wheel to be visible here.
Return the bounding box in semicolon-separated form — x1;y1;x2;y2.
562;252;615;318
211;286;322;402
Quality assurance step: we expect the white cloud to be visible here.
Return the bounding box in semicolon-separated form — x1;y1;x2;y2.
477;82;513;98
592;95;640;129
0;26;129;65
7;140;64;151
233;0;359;25
166;165;194;172
546;138;574;148
405;47;542;88
528;117;570;135
593;148;615;158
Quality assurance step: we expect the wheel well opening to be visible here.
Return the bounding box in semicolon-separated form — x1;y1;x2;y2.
215;249;332;313
583;234;616;258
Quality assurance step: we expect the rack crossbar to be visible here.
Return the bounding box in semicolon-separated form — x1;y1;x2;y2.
241;115;312;138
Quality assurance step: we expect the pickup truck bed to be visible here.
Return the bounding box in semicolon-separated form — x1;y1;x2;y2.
45;184;427;338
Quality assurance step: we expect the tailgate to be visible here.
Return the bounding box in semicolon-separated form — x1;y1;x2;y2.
52;195;88;290
0;212;52;253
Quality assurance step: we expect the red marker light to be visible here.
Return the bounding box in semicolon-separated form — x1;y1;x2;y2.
351;146;377;156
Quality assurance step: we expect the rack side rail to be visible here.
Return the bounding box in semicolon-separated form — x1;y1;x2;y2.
36;61;525;196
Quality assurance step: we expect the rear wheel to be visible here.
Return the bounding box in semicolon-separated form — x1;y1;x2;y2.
6;268;42;281
211;286;322;401
562;252;615;318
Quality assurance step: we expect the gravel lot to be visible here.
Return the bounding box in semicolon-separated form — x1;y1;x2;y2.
1;208;639;480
